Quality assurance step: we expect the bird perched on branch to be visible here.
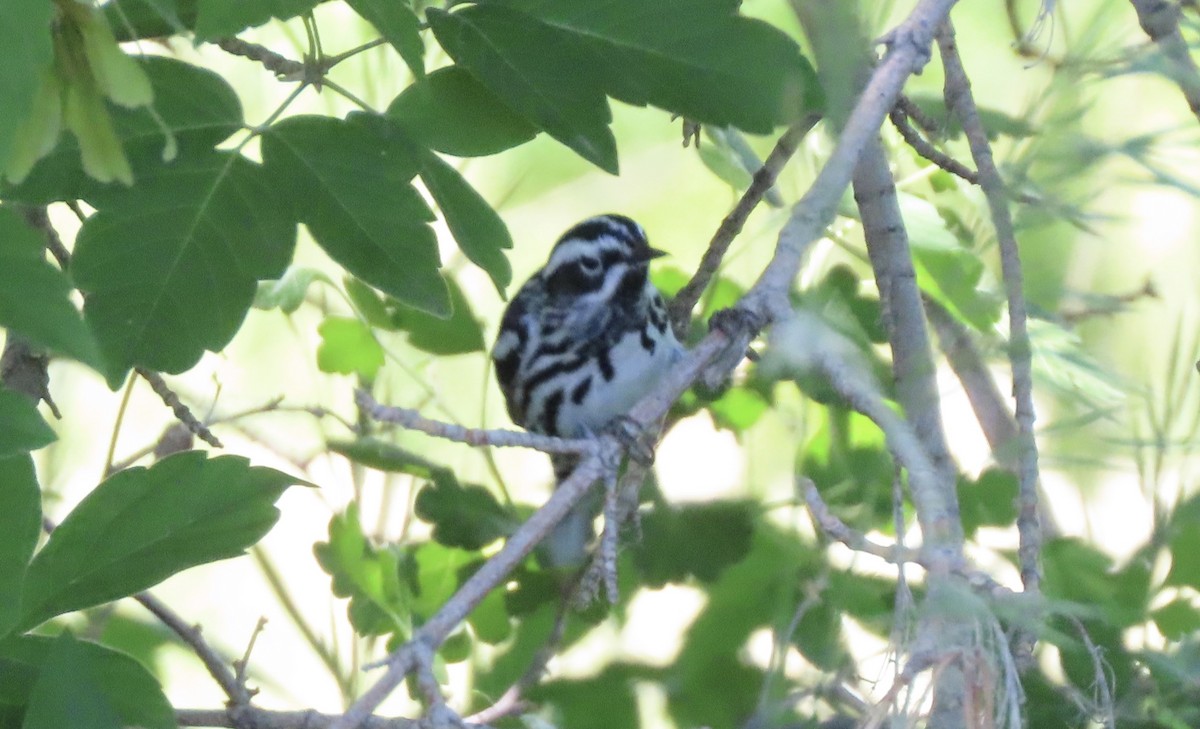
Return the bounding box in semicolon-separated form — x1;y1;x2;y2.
492;214;684;568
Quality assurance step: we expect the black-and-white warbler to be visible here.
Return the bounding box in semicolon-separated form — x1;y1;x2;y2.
493;214;684;567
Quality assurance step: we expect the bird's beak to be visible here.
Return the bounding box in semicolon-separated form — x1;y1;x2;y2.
641;247;668;262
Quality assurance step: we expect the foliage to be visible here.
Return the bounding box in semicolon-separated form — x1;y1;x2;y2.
1;0;1198;728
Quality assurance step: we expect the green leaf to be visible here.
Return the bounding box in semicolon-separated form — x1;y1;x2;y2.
533;666;640;729
328;437;448;478
494;0;816;132
0;390;54;459
345;0;424;78
905;93;1036;139
1;632;175;729
23;633;123;729
426;6;617;173
193;0;320;40
410;542;477;618
253;267;334;313
467;586;511;644
104;0;196;41
417;149;512;294
316;316;384;379
393;280;485;355
635;502;755;585
698;126;783;206
0;455;39;639
0;207;102;369
261;114;449;317
708;387;768;434
313;505;410;638
1153;599;1200;641
18;452;300;631
72;153;295;384
6;56;244;205
387;66;538;157
415;473;517;550
345;277;485;355
902;193;1001;331
0;0;54;180
957;468;1018;536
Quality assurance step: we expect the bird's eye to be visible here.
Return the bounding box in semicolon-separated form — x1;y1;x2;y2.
579;257;601;273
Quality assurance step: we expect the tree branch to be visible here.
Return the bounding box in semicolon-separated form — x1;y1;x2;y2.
1128;0;1200;123
334;1;960;723
667;115;820;335
177;707;493;729
853;136;957;486
937;18;1045;661
134;593;252;707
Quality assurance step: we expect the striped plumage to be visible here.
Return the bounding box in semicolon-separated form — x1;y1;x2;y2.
492;214;683;567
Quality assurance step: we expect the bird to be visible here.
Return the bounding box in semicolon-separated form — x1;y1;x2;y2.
492;214;684;568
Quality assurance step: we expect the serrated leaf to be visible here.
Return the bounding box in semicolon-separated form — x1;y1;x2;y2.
1;632;175;729
316;316;384;379
0;391;55;458
0;207;102;369
6;56;243;205
387;66;538;157
72;152;295;385
0;455;40;639
494;0;818;132
261;113;450;317
426;6;617;173
193;0;320;40
18;452;300;631
313;505;410;638
345;0;424;78
0;0;54;181
417;149;512;294
415;474;516;550
253;267;334;313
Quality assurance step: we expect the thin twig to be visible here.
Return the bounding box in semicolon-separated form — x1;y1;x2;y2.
464;602;570;724
896;94;943;135
667;115;820;335
213;37;306;79
938;21;1045;663
355;390;594;456
232;616;269;696
134;593;252;706
801;479;921;564
889;104;980;183
136;368;223;448
17;205;72;269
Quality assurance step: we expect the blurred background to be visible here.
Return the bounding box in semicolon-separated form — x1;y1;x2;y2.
33;0;1200;723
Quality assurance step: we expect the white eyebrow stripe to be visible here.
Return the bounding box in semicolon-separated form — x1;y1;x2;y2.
543;235;627;276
